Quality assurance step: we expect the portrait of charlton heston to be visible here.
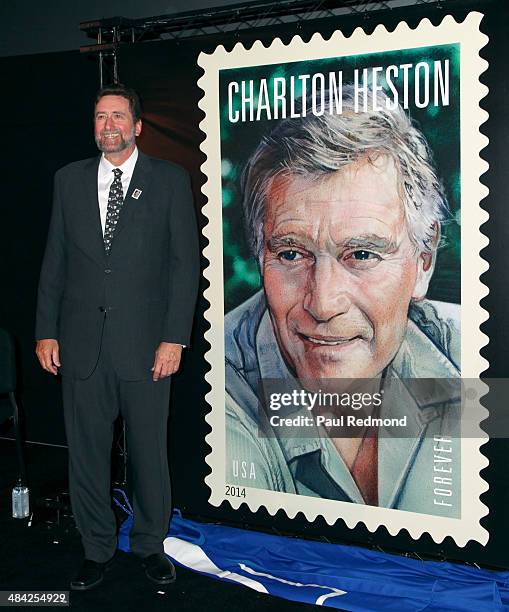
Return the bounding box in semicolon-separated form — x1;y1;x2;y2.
223;82;461;515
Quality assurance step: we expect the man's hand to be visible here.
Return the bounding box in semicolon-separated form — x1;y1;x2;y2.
151;342;183;381
36;339;61;375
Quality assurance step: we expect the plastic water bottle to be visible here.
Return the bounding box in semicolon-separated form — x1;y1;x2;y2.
12;479;29;519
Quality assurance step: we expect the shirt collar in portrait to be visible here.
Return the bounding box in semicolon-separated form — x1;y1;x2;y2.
250;289;460;506
99;146;139;181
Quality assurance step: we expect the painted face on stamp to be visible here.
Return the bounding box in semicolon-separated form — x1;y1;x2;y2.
262;156;433;382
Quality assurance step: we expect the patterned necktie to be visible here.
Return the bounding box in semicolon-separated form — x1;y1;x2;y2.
104;168;124;253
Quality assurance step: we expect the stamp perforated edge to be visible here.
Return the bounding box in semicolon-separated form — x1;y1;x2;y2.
198;12;490;546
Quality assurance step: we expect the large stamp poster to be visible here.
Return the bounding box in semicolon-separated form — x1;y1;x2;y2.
199;13;488;545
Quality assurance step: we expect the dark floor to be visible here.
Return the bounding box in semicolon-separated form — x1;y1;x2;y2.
0;439;319;612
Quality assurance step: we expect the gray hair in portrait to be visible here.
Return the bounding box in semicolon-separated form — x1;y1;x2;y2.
241;83;449;263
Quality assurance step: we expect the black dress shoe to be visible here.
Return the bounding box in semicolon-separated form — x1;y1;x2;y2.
70;557;114;591
142;553;176;585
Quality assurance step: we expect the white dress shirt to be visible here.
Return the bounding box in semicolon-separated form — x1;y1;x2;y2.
97;147;139;234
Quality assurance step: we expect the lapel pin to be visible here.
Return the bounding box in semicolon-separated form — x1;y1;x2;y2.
132;188;142;200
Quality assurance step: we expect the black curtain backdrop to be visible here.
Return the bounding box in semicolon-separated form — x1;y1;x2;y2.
1;0;509;569
0;51;99;443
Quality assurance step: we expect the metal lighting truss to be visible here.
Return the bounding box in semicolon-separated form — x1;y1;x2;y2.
79;0;446;85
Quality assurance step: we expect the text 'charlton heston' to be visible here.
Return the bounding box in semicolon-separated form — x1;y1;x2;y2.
227;60;450;123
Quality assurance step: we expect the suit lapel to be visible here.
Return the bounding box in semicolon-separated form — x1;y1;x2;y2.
80;156;105;265
112;151;152;241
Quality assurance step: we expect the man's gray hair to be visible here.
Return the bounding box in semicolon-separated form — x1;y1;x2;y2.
241;84;448;261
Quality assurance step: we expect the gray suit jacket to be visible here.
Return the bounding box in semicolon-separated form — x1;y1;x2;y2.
36;151;199;380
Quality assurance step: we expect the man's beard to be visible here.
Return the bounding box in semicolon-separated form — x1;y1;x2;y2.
96;129;136;153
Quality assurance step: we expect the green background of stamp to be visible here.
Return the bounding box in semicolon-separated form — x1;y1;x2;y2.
218;43;460;312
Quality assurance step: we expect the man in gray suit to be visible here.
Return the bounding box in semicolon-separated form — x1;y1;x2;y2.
35;85;199;589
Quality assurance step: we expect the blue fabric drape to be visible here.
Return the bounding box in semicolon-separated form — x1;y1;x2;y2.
117;506;509;611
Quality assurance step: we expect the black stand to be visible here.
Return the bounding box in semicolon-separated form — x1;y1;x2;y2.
34;417;129;530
